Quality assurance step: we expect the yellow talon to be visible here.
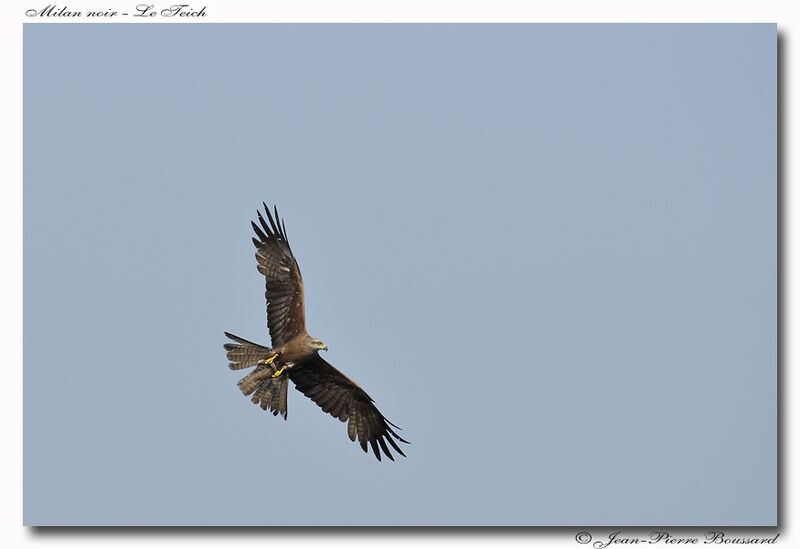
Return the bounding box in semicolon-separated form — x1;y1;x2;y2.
264;354;277;365
271;366;286;378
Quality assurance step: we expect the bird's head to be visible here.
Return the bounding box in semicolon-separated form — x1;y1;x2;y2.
308;337;328;352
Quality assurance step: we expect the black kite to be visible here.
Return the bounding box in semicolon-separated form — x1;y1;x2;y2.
224;204;408;461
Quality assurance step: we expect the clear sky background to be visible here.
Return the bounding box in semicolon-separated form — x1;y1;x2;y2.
23;24;776;526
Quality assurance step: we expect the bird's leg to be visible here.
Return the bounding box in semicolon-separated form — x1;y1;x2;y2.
259;354;283;376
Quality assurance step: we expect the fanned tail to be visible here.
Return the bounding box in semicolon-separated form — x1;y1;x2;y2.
224;332;288;418
224;331;273;370
238;364;289;419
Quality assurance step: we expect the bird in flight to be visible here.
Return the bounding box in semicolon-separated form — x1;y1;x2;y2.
224;204;408;461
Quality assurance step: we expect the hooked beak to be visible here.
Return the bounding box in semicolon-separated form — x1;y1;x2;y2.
322;344;328;351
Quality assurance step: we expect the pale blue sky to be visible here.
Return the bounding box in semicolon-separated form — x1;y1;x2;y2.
24;23;776;526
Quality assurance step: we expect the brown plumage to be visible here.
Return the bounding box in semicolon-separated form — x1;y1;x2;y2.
224;204;408;461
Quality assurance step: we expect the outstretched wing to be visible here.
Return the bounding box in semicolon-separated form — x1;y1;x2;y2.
289;354;409;461
251;204;306;347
